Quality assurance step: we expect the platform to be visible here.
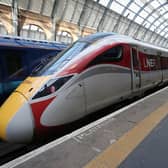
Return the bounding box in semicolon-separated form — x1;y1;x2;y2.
2;86;168;168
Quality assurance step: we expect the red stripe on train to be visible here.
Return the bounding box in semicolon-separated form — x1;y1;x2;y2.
31;97;55;136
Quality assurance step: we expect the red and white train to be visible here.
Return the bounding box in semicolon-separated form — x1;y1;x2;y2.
0;33;168;143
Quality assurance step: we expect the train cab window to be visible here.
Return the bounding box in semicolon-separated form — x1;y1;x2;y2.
33;75;73;99
89;46;123;66
31;41;89;76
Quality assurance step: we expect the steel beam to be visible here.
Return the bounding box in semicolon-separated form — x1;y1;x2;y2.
40;0;45;15
60;0;69;21
153;25;168;43
77;0;94;37
165;41;168;48
11;0;19;36
113;0;134;33
146;18;166;42
143;10;168;41
77;0;88;27
70;0;79;22
91;3;102;28
140;2;168;27
133;25;142;38
161;39;167;47
158;38;165;46
27;0;32;10
83;1;96;28
97;0;113;32
132;2;167;41
162;29;168;39
124;0;153;35
50;0;59;41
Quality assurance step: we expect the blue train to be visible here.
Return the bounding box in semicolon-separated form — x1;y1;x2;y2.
0;36;67;104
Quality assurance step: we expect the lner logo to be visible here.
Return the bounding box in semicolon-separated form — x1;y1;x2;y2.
144;58;156;68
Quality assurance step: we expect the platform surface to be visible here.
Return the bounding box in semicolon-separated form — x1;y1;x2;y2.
119;114;168;168
2;86;168;168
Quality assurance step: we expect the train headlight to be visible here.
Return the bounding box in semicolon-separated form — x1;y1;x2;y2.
32;75;73;99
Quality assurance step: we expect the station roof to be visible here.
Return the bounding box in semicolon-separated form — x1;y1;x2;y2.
95;0;168;39
0;0;168;47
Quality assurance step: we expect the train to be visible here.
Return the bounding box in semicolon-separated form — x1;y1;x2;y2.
0;32;168;143
0;35;67;104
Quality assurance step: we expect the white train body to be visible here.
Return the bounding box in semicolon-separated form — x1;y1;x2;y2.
0;33;168;143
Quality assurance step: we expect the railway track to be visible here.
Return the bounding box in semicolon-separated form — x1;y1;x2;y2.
0;142;26;165
0;140;52;166
0;84;167;166
0;142;23;157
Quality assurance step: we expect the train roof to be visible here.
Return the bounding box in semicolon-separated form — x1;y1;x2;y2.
81;33;168;53
112;35;168;53
0;35;67;50
79;32;117;43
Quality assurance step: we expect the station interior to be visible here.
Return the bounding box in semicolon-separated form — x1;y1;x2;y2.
0;0;168;168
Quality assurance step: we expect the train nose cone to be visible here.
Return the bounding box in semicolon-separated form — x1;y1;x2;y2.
0;92;34;143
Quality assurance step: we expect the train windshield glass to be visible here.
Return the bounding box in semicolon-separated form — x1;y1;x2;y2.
31;41;89;76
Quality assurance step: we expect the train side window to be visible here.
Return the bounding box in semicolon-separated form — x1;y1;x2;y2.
89;46;123;66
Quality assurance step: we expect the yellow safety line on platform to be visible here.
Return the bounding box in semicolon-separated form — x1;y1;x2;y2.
84;102;168;168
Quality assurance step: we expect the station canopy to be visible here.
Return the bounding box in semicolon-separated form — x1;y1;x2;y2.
0;0;168;47
94;0;168;39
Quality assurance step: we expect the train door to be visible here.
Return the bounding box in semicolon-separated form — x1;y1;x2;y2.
131;46;141;92
84;45;131;114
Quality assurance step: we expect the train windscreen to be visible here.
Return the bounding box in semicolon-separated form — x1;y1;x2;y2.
31;41;89;76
